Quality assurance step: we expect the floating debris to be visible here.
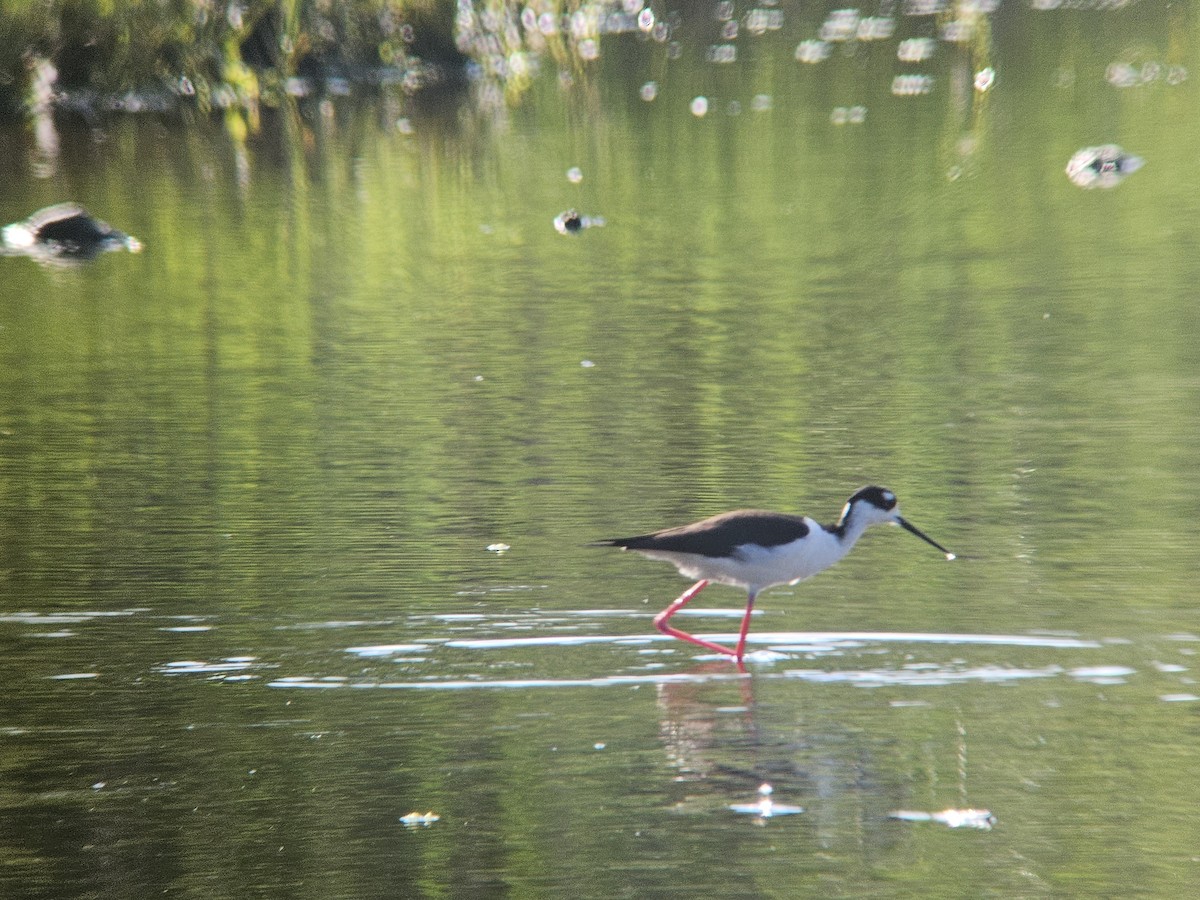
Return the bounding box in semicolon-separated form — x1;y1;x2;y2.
553;210;605;235
729;783;804;820
2;203;142;263
555;209;583;233
486;543;511;554
400;811;440;827
1065;144;1144;189
974;67;996;92
890;808;996;830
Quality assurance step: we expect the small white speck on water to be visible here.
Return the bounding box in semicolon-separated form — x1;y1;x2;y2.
580;359;595;368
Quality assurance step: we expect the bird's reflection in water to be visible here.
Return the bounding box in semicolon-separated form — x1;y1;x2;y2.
653;665;993;839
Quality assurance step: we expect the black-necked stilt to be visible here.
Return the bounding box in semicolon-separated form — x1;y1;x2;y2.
593;486;954;663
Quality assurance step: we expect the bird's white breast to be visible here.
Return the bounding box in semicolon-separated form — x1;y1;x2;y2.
635;517;851;592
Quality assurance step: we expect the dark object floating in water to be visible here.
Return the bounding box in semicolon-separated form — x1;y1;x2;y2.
1065;144;1144;189
2;203;142;262
553;209;605;235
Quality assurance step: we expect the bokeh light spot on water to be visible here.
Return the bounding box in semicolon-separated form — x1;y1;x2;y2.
897;37;936;62
830;105;867;125
819;8;859;42
1107;59;1189;88
857;16;895;41
795;39;831;63
639;80;658;101
974;67;996;91
706;43;737;63
892;74;935;96
566;166;583;183
745;8;784;35
940;19;974;43
690;96;709;117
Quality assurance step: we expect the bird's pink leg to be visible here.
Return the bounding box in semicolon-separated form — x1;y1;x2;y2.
733;591;758;662
653;579;740;658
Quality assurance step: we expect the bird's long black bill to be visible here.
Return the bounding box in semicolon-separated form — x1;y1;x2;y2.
898;517;955;560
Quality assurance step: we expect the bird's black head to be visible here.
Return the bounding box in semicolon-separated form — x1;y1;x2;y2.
847;485;897;511
832;485;899;533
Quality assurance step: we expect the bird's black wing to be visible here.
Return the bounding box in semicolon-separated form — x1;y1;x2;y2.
594;510;811;559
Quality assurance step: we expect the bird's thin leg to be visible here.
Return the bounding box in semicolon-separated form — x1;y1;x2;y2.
733;591;758;662
653;579;740;657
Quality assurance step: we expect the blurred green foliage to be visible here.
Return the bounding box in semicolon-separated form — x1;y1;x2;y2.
0;0;460;119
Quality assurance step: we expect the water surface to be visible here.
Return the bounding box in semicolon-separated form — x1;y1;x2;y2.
3;2;1200;896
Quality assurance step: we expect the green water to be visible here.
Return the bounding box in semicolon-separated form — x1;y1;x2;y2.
3;3;1200;897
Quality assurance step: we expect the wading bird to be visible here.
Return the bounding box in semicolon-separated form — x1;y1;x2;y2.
593;486;954;663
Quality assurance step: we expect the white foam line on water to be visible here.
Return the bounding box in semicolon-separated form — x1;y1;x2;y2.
1;608;149;625
447;635;656;649
267;672;744;696
270;661;1076;692
345;644;431;657
348;672;739;690
785;664;1065;687
446;632;1102;650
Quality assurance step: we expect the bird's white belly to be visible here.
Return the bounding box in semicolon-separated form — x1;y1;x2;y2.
638;530;849;593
